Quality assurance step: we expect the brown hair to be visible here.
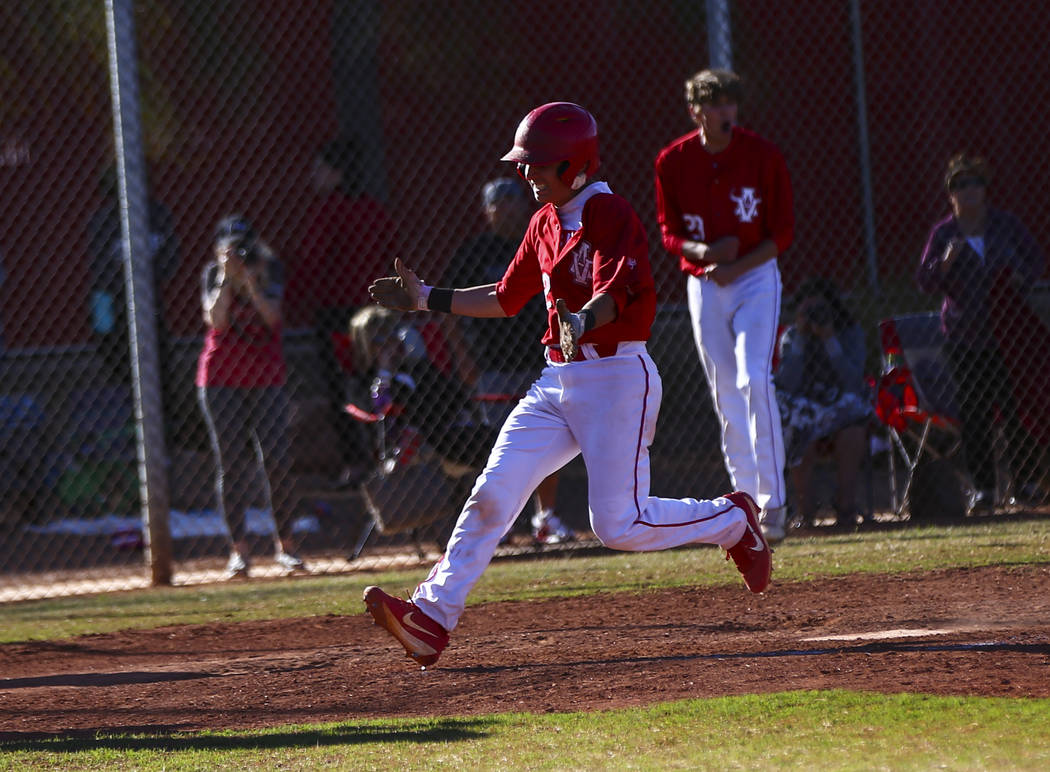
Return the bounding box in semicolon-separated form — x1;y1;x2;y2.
685;69;743;108
944;152;991;191
794;275;855;330
348;305;402;373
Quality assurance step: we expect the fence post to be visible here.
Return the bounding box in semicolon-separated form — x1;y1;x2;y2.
104;0;173;585
705;0;733;70
850;0;880;293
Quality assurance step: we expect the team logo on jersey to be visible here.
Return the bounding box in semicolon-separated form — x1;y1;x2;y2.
569;241;593;286
730;188;761;223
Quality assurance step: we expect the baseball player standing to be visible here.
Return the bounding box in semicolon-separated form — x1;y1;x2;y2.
363;102;772;668
654;69;795;543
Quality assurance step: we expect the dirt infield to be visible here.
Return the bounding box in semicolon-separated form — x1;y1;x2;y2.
1;563;1048;739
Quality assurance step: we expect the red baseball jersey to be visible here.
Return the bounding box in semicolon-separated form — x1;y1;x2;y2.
654;126;794;278
495;190;655;347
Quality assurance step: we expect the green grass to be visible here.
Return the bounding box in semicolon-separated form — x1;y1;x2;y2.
2;517;1048;769
2;517;1048;644
2;691;1048;770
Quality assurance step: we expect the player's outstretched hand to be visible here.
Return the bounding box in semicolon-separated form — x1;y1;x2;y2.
369;257;423;312
555;298;582;362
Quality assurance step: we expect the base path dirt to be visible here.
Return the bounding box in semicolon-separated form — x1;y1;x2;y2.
1;564;1048;739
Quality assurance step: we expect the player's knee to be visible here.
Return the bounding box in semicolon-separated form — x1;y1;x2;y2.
589;511;634;549
594;531;633;550
467;479;515;526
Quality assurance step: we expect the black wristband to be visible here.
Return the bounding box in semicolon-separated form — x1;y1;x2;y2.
580;308;596;333
427;287;454;313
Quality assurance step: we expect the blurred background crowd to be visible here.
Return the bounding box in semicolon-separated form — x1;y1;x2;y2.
0;1;1046;595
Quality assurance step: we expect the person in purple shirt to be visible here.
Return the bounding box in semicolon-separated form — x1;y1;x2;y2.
916;153;1046;510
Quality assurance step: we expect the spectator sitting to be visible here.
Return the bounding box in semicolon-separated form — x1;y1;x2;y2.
347;305;499;472
775;276;873;528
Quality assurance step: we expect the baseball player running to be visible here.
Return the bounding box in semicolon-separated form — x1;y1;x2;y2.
363;102;771;668
654;69;795;543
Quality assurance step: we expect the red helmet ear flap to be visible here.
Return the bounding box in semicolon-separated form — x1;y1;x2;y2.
501;102;600;186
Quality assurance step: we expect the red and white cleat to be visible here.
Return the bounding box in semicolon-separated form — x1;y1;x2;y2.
363;586;449;667
724;491;773;594
532;511;575;545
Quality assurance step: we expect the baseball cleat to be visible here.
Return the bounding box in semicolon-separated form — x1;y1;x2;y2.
363;586;449;667
224;552;250;580
760;505;787;545
275;551;306;573
532;511;575;545
761;522;786;545
724;491;772;593
969;488;996;514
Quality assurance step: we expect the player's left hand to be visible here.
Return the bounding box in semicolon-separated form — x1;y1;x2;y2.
706;236;740;264
369;257;423;312
555;298;582;361
704;262;742;287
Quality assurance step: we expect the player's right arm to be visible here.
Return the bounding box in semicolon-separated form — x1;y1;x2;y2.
369;258;507;317
449;285;506;317
654;149;737;266
654;151;688;257
683;237;739;265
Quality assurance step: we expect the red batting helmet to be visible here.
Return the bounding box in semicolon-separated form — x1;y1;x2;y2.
501;102;600;188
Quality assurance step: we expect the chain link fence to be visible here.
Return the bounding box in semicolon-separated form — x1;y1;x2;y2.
1;1;1047;600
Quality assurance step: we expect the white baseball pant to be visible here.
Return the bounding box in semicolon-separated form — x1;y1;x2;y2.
687;260;786;512
413;343;749;632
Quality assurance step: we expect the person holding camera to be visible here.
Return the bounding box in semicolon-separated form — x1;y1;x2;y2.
775;276;872;529
196;215;305;578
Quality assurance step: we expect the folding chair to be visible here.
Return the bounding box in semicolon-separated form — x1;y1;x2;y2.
875;313;966;519
342;319;521;559
337;317;464;559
